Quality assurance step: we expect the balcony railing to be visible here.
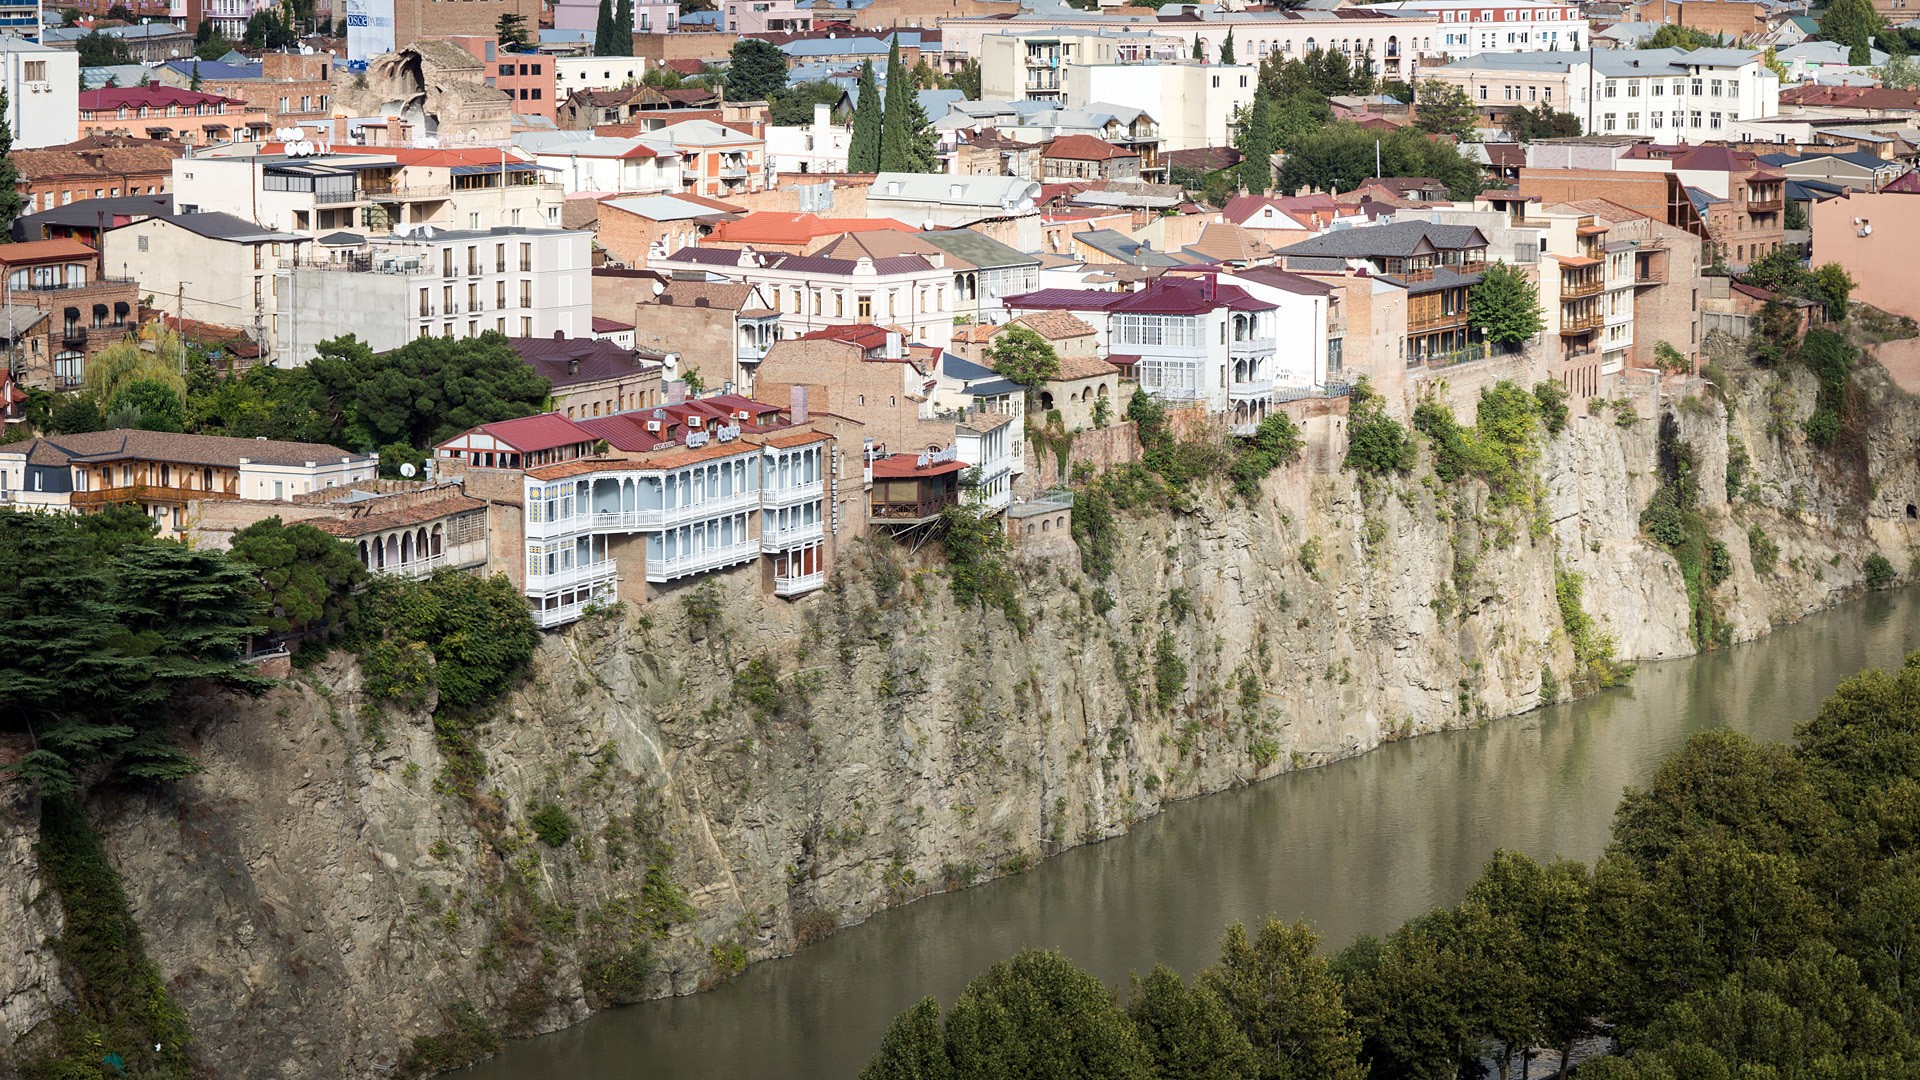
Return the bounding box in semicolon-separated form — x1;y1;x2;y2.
1409;310;1468;333
362;183;453;201
528;559;620;593
1559;314;1602;335
1393;259;1486;282
764;479;824;508
1229;336;1276;356
645;537;760;583
1746;196;1784;213
1635;267;1666;286
774;569;827;597
71;483;238;507
872;495;958;522
762;519;825;550
19;276;137;294
531;593;610;628
1561;279;1603;298
1228;378;1275;398
62;328;88;349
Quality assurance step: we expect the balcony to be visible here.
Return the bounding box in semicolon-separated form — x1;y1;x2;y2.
872;494;958;523
762;519;825;550
774;569;827;597
646;537;760;583
1228;378;1274;399
1561;279;1602;298
1746;193;1784;213
718;166;749;179
763;478;824;508
1559;313;1602;335
1635;265;1666;286
62;327;87;349
71;483;238;507
362;183;453;201
1229;336;1276;357
1393;259;1486;282
531;592;612;628
20;276;137;294
528;559;620;594
1409;310;1468;333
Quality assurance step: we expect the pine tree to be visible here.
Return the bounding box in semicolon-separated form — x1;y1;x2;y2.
879;34;910;171
594;0;617;57
1220;29;1236;64
0;89;22;242
849;60;883;173
1819;0;1884;65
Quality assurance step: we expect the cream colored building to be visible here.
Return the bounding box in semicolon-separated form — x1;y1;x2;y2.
103;212;308;352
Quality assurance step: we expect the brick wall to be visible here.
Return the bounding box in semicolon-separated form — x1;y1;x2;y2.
632;299;736;390
630;31;741;62
720;179;872;217
595;202;708;266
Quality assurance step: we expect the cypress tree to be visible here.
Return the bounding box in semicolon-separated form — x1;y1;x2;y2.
879;34;910;171
849;59;883;172
1192;35;1204;60
594;0;617;57
1220;29;1235;64
614;0;633;46
0;89;22;241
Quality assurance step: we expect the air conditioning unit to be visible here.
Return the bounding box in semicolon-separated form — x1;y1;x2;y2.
646;420;661;431
735;409;751;420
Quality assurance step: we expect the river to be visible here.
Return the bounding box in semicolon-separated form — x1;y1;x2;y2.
465;589;1920;1079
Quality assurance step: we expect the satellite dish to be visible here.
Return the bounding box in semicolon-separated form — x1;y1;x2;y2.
399;462;417;477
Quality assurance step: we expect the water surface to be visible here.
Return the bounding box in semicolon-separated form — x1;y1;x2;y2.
467;590;1920;1079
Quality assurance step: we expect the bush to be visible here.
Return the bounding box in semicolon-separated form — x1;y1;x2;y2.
1864;552;1897;590
529;803;577;847
1344;378;1416;476
1532;380;1570;435
1555;570;1631;693
1802;408;1842;448
1153;631;1188;710
1749;526;1779;575
397;1000;500;1078
1706;540;1734;586
583;941;656;1006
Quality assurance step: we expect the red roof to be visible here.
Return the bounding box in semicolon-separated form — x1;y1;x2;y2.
1043;134;1137;162
871;452;967;479
0;238;99;266
1107;277;1270;315
705;211;915;245
796;324;901;351
591;316;635;332
464;413;600;453
79;83;243;111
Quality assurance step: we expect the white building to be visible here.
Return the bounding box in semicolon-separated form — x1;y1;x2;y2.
1;39;78;149
1425;48;1780;139
1064;62;1254;152
513;131;683;196
1368;0;1587;58
553;55;649;95
649;242;958;350
274;226;592;366
102;212;307;352
866;172;1041;230
766;103;851;176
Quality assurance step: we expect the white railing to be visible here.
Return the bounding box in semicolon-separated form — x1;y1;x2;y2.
1229;378;1275;398
532;595;603;628
774;570;827;597
761;519;825;550
646;538;760;583
527;559;619;593
1229;337;1277;356
528;489;763;539
762;479;824;507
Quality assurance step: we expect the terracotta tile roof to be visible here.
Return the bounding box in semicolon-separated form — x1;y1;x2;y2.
591;316;635;332
758;428;833;448
1185;222;1279;265
15;428;364;469
871;452;966;479
1043;134;1137;162
0;238;101;266
1051;354;1118;381
1012;309;1097;340
11;139;183;183
308;494;487;538
506;335;663;387
705;211;914;245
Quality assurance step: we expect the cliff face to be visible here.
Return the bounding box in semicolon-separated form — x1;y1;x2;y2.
4;362;1917;1078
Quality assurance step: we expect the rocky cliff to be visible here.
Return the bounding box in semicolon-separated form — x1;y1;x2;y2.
4;358;1917;1078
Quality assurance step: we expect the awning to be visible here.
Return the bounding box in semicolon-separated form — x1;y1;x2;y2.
449;161;548;176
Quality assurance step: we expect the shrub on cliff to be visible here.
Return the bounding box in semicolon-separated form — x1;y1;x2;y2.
352;571;537;713
1343;378;1416;477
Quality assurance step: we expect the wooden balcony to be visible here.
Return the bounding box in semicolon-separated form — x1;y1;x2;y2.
71;484;239;507
1561;279;1603;299
1558;314;1602;335
1409;310;1469;333
870;495;957;523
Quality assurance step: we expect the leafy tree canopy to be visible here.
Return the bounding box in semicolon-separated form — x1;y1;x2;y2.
1469;261;1546;349
986;326;1061;388
726;38;790;102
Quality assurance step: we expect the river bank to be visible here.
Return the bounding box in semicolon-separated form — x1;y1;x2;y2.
2;357;1916;1078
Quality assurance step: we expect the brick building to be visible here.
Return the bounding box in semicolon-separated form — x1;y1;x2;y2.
0;239;143;392
1038;134;1141;182
13;137;181;216
76;83;260;146
393;0;537;51
438;36;557;121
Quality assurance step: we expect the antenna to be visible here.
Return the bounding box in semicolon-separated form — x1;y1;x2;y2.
399;462;417;477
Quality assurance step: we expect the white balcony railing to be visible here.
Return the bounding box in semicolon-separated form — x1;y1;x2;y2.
527;559;619;594
774;570;827;597
1229;337;1277;356
647;538;761;583
532;594;606;628
376;542;486;579
762;479;824;508
527;489;763;539
761;519;825;550
1229;378;1275;398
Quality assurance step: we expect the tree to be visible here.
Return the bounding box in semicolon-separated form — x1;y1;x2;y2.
242;7;296;48
1276;124;1482;199
1645;22;1720;50
951;58;981;99
1878;53;1920;90
75;30;133;66
106;379;187;432
228;517;366;638
1343;377;1416;475
1806;262;1856;320
1504;103;1581;142
1220;29;1235;64
495;12;530;48
770;80;848;126
942;949;1155;1080
0;88;22;240
1127;965;1259;1080
726;38;788;102
1414;78;1477;142
861;997;953;1080
849;60;883;172
1821;0;1885;65
1199;919;1363;1080
84;330;188;409
614;0;633;46
594;0;618;57
1193;35;1206;61
986;326;1060;390
878;36;936;171
1469;262;1545;350
307;332;552;452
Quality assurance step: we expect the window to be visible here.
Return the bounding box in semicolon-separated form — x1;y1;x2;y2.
1727;79;1739;98
1603;80;1616;98
1529;86;1537;101
1651;81;1663;96
1710;111;1722;129
520;243;532;271
834;293;844;318
1691;110;1703;128
1627;81;1640;97
23;60;44;81
857;294;872;318
1691;78;1703;95
497;281;506;308
1603;113;1616;132
1478;85;1488;100
1651;110;1664;129
138;235;149;252
1710;79;1722;97
496;243;506;272
521;317;532;336
419;287;430;316
1628;112;1639;128
520;280;532;306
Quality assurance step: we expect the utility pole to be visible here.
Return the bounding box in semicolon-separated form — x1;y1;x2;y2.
176;281;189;374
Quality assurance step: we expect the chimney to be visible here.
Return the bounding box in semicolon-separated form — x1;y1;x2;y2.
790;384;809;425
568;358;581;376
553;329;565;339
668;379;687;404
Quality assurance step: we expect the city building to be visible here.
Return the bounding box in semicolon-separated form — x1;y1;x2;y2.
438;36;557;122
865;172;1042;229
1808;188;1920;323
76;83;261;147
1;40;80;150
1424;48;1780;139
1039;134;1141;182
0;238;142;392
978;29;1185;102
1062;63;1249;154
0;0;39;39
12;138;180;215
1276;220;1490;368
273;226;592;366
720;0;811;33
0;429;377;537
649;241;957;350
102;211;306;352
514;131;684;197
767;103;852;176
552;54;650;95
1367;0;1586;57
504;332;667;420
596;272;783;393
